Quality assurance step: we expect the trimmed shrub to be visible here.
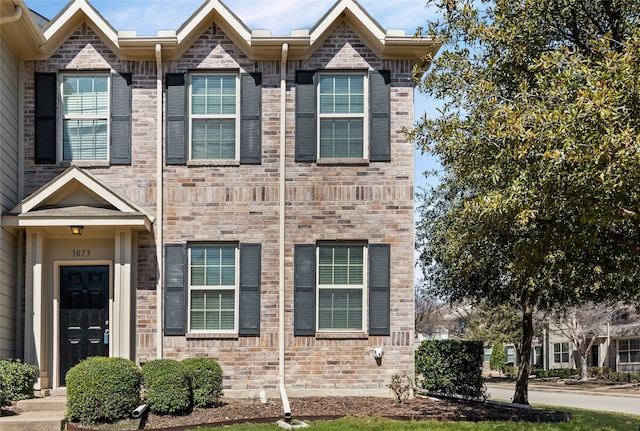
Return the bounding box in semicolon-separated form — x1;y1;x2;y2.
142;359;191;414
489;343;506;373
66;357;141;425
181;357;223;407
415;339;486;399
0;359;37;404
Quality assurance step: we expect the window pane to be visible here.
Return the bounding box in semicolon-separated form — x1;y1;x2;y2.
190;245;236;287
192;119;236;159
318;245;363;285
320;119;363;158
63;119;108;160
191;75;236;115
190;289;235;331
319;75;364;115
318;288;362;330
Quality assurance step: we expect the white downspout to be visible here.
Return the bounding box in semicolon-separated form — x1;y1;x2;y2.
155;44;164;360
0;5;21;24
278;43;291;421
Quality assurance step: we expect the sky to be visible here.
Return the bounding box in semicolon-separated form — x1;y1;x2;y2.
24;0;443;193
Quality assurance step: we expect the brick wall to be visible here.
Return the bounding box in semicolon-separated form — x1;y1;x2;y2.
22;20;416;395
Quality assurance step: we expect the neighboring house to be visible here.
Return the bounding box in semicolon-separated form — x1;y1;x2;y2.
0;0;440;397
0;0;46;360
544;315;640;373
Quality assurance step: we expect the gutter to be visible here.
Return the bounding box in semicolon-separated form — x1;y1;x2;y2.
0;5;21;24
155;43;164;360
278;42;291;422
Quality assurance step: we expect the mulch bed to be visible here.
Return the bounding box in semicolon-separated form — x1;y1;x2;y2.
65;395;571;430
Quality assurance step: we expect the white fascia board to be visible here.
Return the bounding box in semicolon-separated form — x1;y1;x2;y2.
3;215;152;230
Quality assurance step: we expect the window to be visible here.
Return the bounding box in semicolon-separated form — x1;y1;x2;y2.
35;72;131;164
295;70;391;163
62;74;109;160
188;245;238;332
554;342;569;363
294;243;390;337
318;74;365;159
190;74;238;160
619;339;640;363
483;347;493;362
506;346;515;364
317;244;366;331
165;72;262;165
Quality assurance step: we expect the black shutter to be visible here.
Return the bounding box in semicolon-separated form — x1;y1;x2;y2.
164;244;186;336
295;71;317;162
240;73;262;164
166;73;187;164
110;72;132;164
34;73;57;164
239;243;261;335
368;243;390;335
294;244;316;336
369;70;391;162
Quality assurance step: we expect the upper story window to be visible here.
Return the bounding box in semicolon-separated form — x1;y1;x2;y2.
189;74;239;160
318;74;366;159
295;69;391;163
165;72;262;165
62;74;109;161
34;72;132;165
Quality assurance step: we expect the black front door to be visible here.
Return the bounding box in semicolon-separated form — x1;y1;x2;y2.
59;266;109;386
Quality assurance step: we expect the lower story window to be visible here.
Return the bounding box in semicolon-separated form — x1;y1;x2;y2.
188;244;237;332
619;339;640;363
554;342;569;363
317;244;365;331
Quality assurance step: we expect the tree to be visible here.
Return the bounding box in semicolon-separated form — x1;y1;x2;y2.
489;342;506;374
414;0;640;405
550;302;621;380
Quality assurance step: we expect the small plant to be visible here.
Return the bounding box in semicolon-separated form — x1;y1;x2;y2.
181;357;223;407
66;356;141;425
387;372;411;403
142;359;192;414
0;359;37;405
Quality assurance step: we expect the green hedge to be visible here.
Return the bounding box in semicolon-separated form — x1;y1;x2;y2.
142;359;191;414
181;357;223;407
0;359;37;405
66;357;141;425
415;340;485;399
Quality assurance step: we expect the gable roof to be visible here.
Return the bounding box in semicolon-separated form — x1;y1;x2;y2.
2;166;154;231
10;0;439;63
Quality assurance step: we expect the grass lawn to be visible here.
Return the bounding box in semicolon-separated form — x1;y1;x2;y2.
193;407;640;431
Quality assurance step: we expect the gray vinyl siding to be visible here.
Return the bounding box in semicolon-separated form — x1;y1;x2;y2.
0;35;19;359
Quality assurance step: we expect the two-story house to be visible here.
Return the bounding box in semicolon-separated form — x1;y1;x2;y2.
0;0;439;397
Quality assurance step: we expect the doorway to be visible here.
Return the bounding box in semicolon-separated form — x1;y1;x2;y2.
59;265;109;385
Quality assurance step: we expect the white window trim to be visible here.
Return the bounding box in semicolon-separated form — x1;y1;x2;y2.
316;71;369;160
553;342;570;363
188;73;240;162
315;243;368;333
618;338;640;364
59;73;111;162
187;244;239;334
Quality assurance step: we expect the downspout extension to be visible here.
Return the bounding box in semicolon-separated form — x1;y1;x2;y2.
279;42;291;422
155;43;164;360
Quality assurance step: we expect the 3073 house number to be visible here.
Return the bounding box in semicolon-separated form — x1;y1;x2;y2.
72;249;91;257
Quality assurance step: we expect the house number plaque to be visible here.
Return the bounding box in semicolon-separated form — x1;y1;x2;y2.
72;249;91;257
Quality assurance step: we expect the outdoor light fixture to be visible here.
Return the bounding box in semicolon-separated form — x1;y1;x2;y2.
70;226;84;235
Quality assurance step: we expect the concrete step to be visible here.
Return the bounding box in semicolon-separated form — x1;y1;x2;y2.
17;396;67;412
0;410;66;431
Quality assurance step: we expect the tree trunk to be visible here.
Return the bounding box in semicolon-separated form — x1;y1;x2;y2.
512;289;534;405
581;354;589;380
